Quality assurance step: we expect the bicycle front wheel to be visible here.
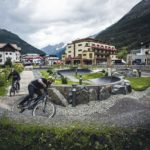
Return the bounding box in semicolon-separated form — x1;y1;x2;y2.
32;102;56;118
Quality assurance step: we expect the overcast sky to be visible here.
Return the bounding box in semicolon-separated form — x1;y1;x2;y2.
0;0;141;48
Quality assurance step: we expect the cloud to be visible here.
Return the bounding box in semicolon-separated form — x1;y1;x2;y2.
0;0;141;48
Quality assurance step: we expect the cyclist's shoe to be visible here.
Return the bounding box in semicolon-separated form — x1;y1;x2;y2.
17;104;22;109
19;108;25;113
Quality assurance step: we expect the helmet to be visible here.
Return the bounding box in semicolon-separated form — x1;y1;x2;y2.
47;76;55;82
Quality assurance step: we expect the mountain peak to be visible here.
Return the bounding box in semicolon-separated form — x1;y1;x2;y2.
0;28;45;55
42;42;66;58
95;0;150;50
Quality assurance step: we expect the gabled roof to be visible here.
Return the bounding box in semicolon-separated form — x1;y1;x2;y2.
0;43;21;51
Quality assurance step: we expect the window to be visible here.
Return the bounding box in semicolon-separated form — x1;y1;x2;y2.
78;54;82;58
0;59;2;62
0;54;2;57
68;46;72;48
85;43;89;47
83;54;86;56
10;53;12;55
78;49;82;51
89;53;92;58
5;52;8;55
68;51;71;53
78;44;82;46
92;44;95;46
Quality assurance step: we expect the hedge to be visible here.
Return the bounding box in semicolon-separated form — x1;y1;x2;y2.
0;117;150;150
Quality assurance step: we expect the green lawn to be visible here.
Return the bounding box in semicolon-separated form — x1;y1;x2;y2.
40;70;49;78
40;70;90;85
77;72;104;80
54;79;89;85
127;77;150;91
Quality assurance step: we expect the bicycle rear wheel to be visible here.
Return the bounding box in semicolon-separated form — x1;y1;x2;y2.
10;87;15;97
32;101;56;118
15;83;19;93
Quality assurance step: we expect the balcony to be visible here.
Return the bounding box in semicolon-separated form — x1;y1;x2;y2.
91;45;116;51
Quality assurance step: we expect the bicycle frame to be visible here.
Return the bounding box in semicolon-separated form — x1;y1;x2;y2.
22;94;47;110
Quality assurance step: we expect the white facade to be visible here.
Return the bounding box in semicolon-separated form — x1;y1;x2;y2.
127;48;150;65
45;55;60;65
0;43;21;65
21;53;43;65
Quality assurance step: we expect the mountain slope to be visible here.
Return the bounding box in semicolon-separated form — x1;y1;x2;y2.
42;43;66;58
0;29;45;55
95;0;150;50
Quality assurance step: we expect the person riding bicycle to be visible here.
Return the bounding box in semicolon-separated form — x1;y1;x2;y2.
8;68;21;90
19;76;55;110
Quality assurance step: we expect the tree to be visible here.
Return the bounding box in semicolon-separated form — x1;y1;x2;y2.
117;47;128;60
145;51;149;65
4;57;12;67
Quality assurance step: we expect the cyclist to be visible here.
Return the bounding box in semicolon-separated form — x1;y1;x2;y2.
8;68;21;90
18;76;55;111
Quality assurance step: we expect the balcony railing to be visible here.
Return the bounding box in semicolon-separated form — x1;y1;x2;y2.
91;46;116;51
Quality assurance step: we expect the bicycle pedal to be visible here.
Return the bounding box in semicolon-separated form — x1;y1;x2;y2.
19;108;25;113
17;104;22;109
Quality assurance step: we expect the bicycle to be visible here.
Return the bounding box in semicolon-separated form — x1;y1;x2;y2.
12;93;56;118
9;80;19;97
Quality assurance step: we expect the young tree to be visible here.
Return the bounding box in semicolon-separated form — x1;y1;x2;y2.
117;47;128;60
4;57;12;67
145;51;149;65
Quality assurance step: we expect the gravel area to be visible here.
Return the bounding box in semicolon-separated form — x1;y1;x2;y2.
0;87;150;128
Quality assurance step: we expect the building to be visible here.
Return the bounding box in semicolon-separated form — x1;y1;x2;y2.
45;55;62;66
21;53;43;65
62;38;117;65
0;43;21;65
127;41;150;65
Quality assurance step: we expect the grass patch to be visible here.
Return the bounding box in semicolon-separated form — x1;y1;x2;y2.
54;79;89;85
0;117;150;150
40;70;49;79
77;72;104;80
127;77;150;91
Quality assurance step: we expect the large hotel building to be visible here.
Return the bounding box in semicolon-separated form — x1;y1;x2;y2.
62;38;117;65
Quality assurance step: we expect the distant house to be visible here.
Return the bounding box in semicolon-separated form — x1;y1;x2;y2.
127;41;150;65
0;43;21;65
45;55;61;66
21;53;43;65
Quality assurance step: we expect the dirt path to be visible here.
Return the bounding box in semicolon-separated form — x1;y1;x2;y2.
0;70;150;128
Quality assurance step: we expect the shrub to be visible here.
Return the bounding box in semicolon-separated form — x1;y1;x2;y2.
47;69;53;75
4;57;12;67
13;63;24;73
101;69;106;73
61;76;68;84
104;72;108;76
0;118;150;150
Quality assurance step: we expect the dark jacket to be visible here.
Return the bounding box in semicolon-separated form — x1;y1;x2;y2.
30;78;49;89
8;70;20;81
